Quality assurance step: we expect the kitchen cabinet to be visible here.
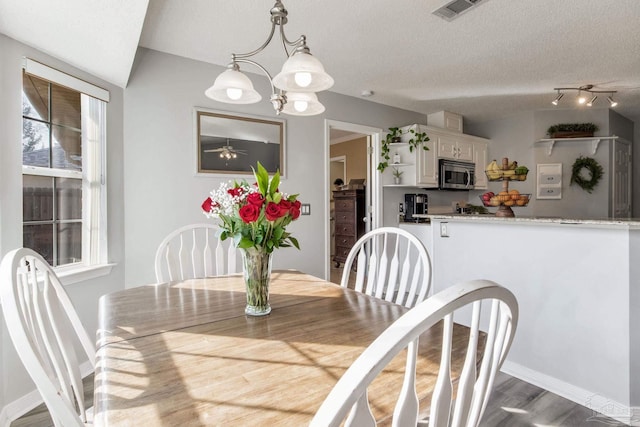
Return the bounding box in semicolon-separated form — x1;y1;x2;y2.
473;141;488;190
332;189;365;267
380;124;488;190
436;136;473;161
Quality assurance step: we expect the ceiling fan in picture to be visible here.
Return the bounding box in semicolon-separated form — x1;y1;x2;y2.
204;139;248;160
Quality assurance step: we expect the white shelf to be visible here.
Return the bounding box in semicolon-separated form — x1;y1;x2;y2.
536;136;618;156
389;163;413;167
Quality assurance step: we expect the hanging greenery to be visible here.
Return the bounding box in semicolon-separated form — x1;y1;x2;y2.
570;156;603;193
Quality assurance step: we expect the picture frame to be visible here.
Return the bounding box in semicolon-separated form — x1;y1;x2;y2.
195;108;286;176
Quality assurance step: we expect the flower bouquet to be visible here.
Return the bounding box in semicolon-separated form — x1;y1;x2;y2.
201;162;301;315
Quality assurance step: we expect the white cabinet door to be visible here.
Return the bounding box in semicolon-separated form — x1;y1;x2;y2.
473;141;488;190
456;140;474;161
437;136;457;160
612;139;632;218
437;136;473;161
416;135;437;187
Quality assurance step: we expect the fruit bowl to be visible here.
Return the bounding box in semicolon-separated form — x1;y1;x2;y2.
479;193;531;207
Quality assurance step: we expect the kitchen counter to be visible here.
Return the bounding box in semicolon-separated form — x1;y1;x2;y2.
402;216;640;424
425;214;640;229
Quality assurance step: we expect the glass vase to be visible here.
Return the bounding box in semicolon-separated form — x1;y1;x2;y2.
240;248;273;316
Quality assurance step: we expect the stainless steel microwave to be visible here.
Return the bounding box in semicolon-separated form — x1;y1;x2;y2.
439;159;475;190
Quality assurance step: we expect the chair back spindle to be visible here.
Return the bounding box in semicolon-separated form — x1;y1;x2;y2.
341;227;432;308
155;223;239;283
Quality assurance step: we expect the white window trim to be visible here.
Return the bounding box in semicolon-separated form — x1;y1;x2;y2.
22;58;110;278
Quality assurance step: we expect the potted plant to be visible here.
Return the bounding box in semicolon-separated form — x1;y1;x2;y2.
392;167;403;184
546;123;599;138
378;126;430;172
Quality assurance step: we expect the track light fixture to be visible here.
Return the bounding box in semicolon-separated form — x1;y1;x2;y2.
205;1;333;116
551;85;618;108
551;91;563;106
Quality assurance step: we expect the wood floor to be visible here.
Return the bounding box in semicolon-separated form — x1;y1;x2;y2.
11;371;627;426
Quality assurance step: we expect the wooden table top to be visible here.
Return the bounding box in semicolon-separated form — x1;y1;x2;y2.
94;271;471;426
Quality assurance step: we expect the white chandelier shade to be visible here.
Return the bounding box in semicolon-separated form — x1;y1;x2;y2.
205;68;262;104
272;52;334;93
204;1;333;116
281;92;325;116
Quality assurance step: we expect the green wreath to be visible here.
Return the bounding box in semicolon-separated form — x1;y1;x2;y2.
570;156;603;193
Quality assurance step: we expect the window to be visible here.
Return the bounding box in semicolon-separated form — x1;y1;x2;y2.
21;59;109;270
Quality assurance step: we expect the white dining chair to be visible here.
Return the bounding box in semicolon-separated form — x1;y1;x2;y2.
311;279;519;427
154;223;239;283
0;248;95;427
341;227;432;308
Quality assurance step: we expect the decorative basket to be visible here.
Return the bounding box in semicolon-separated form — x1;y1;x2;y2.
485;170;528;182
479;194;531;208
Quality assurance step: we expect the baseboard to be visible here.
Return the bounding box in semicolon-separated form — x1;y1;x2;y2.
0;360;94;427
502;360;639;426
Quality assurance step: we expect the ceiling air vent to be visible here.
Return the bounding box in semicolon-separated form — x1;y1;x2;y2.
433;0;487;21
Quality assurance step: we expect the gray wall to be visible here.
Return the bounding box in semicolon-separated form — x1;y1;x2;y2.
123;48;425;288
467;108;635;218
0;34;125;419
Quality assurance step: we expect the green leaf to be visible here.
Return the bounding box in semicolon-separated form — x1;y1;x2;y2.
254;161;270;195
273;226;284;240
269;169;280;196
220;231;228;241
289;236;300;250
238;237;254;249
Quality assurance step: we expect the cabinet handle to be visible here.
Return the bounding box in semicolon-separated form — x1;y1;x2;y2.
341;239;348;244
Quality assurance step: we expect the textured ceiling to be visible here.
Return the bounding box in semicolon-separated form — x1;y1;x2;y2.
2;0;640;127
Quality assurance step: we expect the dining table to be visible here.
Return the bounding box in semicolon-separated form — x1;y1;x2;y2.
93;270;475;426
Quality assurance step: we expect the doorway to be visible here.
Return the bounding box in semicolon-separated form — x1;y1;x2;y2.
325;120;382;283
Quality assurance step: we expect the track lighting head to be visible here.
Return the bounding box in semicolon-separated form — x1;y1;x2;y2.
577;91;587;104
551;85;618;108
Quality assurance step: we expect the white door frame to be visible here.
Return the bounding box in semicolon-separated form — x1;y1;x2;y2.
324;119;383;281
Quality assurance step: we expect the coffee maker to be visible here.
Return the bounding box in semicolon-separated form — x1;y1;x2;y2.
404;194;428;221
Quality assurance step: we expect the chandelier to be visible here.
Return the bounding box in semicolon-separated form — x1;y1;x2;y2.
551;85;618;108
205;1;333;116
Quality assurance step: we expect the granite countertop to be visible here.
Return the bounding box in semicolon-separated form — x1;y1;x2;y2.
425;214;640;229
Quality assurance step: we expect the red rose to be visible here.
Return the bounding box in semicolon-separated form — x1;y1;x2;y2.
293;200;301;209
290;206;301;220
265;202;285;221
239;204;260;223
279;199;292;215
201;197;213;212
227;187;243;198
247;192;265;207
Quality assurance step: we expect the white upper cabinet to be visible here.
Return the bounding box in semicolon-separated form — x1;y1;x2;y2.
436;135;474;161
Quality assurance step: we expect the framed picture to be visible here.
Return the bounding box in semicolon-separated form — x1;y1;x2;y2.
195;108;286;176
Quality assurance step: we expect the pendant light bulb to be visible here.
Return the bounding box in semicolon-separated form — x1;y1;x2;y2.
294;100;309;112
226;87;243;100
294;72;312;88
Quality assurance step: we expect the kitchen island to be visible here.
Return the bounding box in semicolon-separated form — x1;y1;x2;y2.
405;215;640;425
